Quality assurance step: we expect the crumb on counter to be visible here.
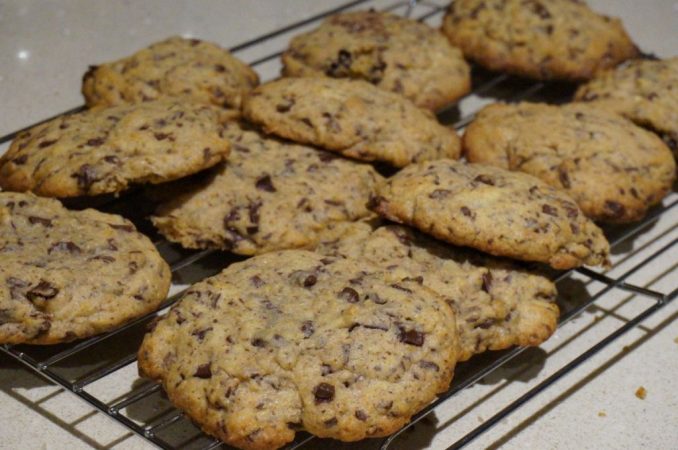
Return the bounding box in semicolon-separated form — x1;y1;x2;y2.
598;411;607;417
635;386;647;400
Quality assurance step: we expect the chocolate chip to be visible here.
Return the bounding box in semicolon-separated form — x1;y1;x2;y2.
38;139;57;148
419;360;440;371
48;241;81;254
192;327;212;341
367;292;387;305
89;255;115;263
474;174;495;185
214;64;226;72
154;132;170;141
313;383;335;403
194;363;212;378
251;338;266;347
402;275;424;285
323;417;338;427
429;189;452;199
338;287;359;303
391;283;412;293
542;204;558;217
109;223;134;232
355;410;368;421
189;38;202;46
460;206;473;217
86;137;105;147
481;272;493;293
72;164;97;191
248;200;262;225
103;155;120;164
604;200;625;219
558;168;571;188
475;319;494;329
301;320;315;338
13;155;28;165
250;275;265;287
255;175;276;192
399;327;424;346
28;216;52;227
303;274;317;287
27;280;59;301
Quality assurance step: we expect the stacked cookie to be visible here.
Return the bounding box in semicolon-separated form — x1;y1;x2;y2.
1;3;676;450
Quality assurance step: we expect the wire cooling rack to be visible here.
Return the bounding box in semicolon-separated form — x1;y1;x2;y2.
1;1;676;449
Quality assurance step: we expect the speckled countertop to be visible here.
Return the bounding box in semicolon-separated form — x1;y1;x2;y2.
0;1;677;449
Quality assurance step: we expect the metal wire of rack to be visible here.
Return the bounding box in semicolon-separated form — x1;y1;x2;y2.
0;1;676;449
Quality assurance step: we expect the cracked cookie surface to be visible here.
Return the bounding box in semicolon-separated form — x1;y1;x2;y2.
441;0;638;80
151;122;381;255
464;102;676;223
316;221;559;361
242;77;460;168
371;160;610;269
574;57;678;156
0;192;170;344
138;250;458;450
82;36;259;108
282;10;471;110
0;100;233;197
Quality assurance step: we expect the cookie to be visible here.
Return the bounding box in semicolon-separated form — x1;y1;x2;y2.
0;192;170;345
463;102;676;223
242;77;460;168
370;160;610;269
316;221;559;361
441;0;638;81
138;250;458;450
0;100;233;197
151;122;382;255
82;36;259;108
574;57;678;156
281;10;471;111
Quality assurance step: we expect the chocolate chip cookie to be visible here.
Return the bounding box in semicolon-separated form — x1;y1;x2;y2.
82;36;259;108
370;160;610;269
151;122;382;254
282;10;471;110
574;57;678;156
0;192;170;345
441;0;638;81
138;250;458;450
242;77;460;168
464;102;676;222
316;221;559;361
0;100;233;197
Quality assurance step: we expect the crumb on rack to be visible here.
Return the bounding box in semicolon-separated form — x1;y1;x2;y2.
635;386;647;400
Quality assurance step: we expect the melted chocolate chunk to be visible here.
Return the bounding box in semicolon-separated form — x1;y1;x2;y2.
72;164;97;191
255;174;276;192
604;200;625;219
481;271;493;293
27;280;59;301
28;216;52;227
542;204;558;217
48;241;81;254
419;360;440;371
338;287;360;303
355;410;368;421
398;326;424;346
474;174;495;186
86;137;105;147
301;320;315;338
313;382;335;403
194;363;212;378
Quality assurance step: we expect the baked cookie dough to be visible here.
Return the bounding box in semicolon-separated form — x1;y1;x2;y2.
0;100;232;197
151;122;382;254
574;57;678;156
138;250;458;450
441;0;638;80
370;160;610;269
82;36;259;108
0;192;170;344
464;102;676;222
242;77;460;168
316;221;559;361
282;10;471;110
